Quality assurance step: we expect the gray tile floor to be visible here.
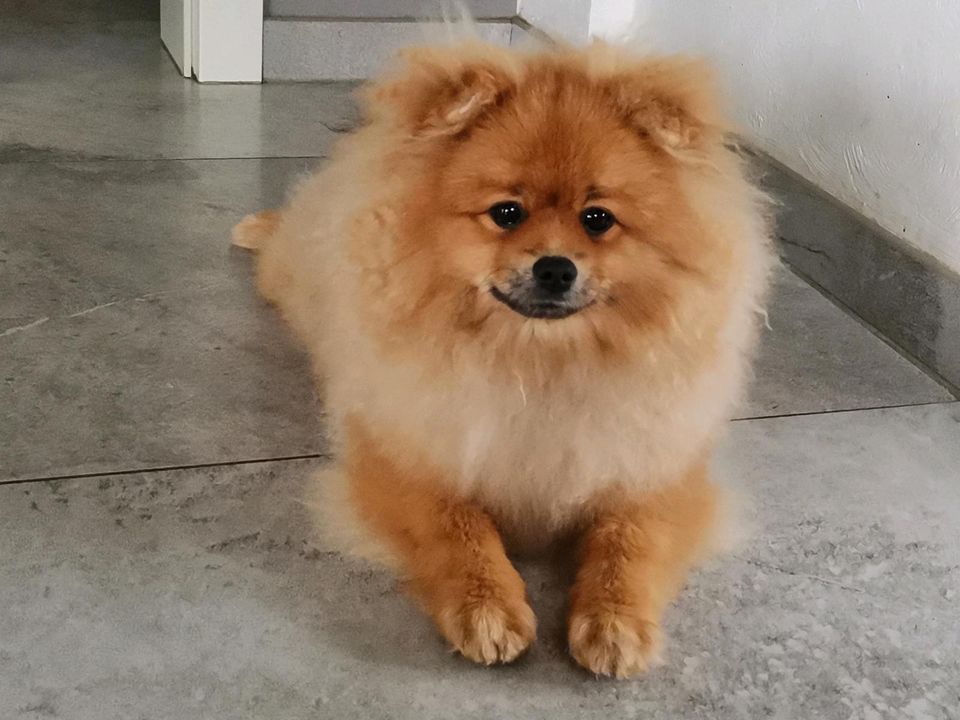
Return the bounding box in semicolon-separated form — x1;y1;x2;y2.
2;5;958;719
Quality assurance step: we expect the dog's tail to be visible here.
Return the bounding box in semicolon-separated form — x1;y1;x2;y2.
231;210;281;252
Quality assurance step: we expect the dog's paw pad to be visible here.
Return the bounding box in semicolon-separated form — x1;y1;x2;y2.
439;598;536;665
568;609;663;679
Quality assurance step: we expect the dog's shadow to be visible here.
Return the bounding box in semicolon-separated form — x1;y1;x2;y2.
300;546;582;677
208;477;593;681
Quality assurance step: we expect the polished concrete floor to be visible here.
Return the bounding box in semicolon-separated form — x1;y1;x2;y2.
2;5;959;720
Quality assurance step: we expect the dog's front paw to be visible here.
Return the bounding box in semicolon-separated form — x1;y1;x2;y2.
437;594;536;665
568;607;663;679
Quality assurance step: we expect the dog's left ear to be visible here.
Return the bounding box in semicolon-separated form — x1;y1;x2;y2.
361;45;519;138
594;48;729;154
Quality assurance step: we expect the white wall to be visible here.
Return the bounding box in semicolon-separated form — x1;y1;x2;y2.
518;0;592;42
192;0;263;82
631;0;960;273
522;0;636;41
587;0;636;40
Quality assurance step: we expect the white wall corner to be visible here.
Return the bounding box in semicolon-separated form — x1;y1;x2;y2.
160;0;191;77
588;0;639;41
193;0;264;83
517;1;641;44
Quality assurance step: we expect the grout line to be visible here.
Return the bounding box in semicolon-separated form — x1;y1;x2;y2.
731;399;958;423
6;399;957;488
0;452;331;488
782;260;960;400
5;400;957;487
0;154;329;166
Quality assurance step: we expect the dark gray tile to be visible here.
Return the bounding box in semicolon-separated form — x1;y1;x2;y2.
740;267;953;418
3;0;158;23
0;159;326;481
0;19;359;162
756;153;960;395
2;404;958;719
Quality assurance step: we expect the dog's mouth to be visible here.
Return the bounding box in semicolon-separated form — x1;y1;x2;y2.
490;286;593;320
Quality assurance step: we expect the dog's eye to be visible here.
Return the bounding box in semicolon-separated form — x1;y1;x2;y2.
488;201;527;230
580;207;616;236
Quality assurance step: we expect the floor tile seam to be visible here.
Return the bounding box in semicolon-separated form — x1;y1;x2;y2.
731;399;958;423
0;452;332;487
0;155;328;166
6;401;959;485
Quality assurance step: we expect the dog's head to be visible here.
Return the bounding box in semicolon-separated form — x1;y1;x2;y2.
355;42;743;374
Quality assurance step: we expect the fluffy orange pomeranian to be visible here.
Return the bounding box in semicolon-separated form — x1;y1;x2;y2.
233;39;772;678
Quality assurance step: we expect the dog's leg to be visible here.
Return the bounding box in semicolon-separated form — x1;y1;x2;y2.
568;463;717;678
344;419;536;665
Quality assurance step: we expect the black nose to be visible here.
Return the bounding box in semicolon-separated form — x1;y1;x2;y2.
532;256;578;295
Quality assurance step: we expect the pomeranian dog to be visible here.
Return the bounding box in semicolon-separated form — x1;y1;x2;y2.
233;39;771;678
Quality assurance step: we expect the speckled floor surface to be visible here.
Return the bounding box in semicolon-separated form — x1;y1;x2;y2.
2;4;959;720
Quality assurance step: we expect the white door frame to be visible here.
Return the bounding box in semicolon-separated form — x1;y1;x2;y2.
160;0;191;77
160;0;622;83
161;0;264;83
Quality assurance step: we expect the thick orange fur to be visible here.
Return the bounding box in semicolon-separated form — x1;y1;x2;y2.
234;39;773;677
569;464;716;677
345;416;536;664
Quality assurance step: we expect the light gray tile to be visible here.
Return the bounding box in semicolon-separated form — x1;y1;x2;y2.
709;403;960;718
0;20;359;161
266;0;518;19
0;159;326;482
740;267;953;418
263;18;514;81
2;403;958;719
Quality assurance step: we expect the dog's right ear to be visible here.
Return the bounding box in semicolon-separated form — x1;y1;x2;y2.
360;45;519;138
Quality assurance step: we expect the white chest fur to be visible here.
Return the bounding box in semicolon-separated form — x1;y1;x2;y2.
325;337;742;547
